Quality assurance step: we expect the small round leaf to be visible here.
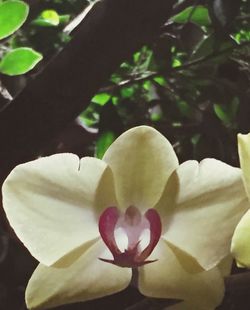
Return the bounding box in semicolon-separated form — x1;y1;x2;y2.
0;0;29;40
32;9;60;27
0;47;43;76
92;93;111;106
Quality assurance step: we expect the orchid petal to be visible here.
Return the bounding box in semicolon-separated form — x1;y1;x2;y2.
103;126;178;210
2;154;115;267
26;239;132;310
157;159;248;270
164;257;232;310
138;239;225;309
231;209;250;267
237;133;250;199
231;134;250;267
94;165;118;214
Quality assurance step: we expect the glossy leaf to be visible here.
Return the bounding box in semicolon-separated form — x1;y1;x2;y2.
0;0;29;40
191;34;236;61
153;76;167;87
0;48;43;76
171;6;211;27
32;9;60;27
214;104;231;125
59;14;70;24
92;93;111;106
214;97;239;126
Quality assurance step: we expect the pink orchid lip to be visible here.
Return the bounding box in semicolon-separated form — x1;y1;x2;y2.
98;205;162;268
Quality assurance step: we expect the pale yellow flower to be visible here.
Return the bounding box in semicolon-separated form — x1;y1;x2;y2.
2;126;248;310
231;133;250;267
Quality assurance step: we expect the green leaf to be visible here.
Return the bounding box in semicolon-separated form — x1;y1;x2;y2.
177;100;192;117
191;134;201;146
80;103;100;126
153;76;167;87
143;80;151;91
112;96;119;105
191;34;236;61
229;97;239;118
95;131;115;159
92;93;111;106
171;5;211;27
59;14;70;24
213;98;239;126
149;105;163;122
172;58;182;68
0;0;29;40
0;48;43;76
32;9;60;27
121;86;136;98
133;51;141;63
191;35;214;60
234;30;250;44
213;104;231;125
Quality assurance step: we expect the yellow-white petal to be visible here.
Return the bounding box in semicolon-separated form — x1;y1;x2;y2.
238;133;250;200
231;134;250;267
164;256;232;310
157;159;248;270
231;209;250;267
103;126;178;210
93;165;118;215
26;239;132;310
138;239;225;309
2;154;116;267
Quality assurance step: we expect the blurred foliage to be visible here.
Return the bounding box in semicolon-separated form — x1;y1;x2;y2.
0;0;250;309
80;0;250;165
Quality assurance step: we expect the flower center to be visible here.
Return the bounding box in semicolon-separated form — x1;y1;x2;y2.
98;206;162;268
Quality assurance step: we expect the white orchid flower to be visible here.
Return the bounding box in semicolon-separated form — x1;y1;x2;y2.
2;126;248;309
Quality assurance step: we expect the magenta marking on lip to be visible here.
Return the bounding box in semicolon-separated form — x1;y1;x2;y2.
98;206;162;268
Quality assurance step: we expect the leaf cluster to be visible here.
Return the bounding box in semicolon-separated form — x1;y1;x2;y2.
79;0;250;164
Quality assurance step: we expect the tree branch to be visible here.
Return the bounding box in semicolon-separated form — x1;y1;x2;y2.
99;41;250;95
